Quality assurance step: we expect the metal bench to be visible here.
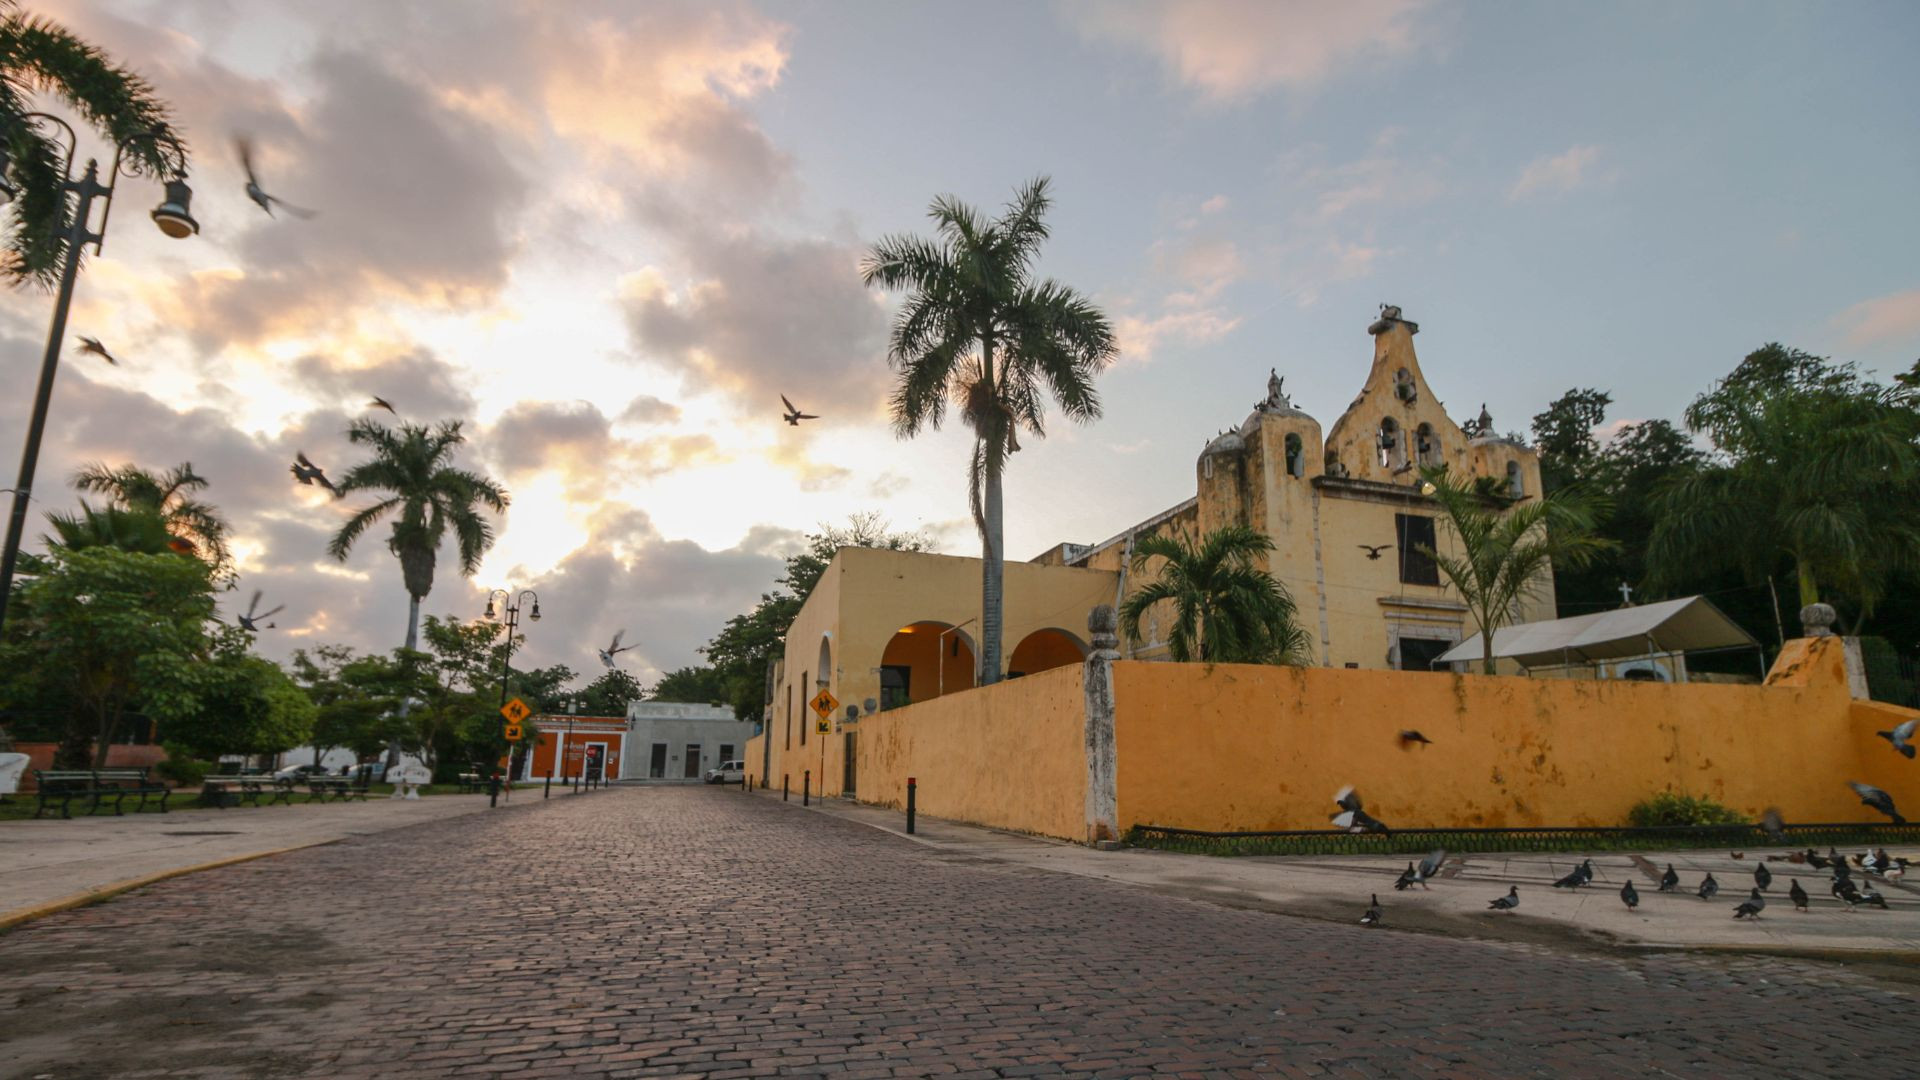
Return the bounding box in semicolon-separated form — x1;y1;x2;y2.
456;772;486;794
33;767;171;819
305;775;369;802
200;775;297;807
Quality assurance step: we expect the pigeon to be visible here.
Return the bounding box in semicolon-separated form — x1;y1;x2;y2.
1358;544;1392;561
368;396;397;415
1620;880;1639;912
291;451;339;496
1658;864;1680;892
1391;862;1417;892
780;394;819;426
597;629;634;669
1832;876;1861;909
236;590;284;633
1396;730;1432;749
1330;786;1389;834
1847;781;1905;824
1860;849;1887;875
76;335;117;365
1789;878;1809;912
1697;872;1719;900
1732;887;1766;920
1805;848;1831;870
236;135;316;218
1552;860;1594;889
1753;864;1772;892
1877;717;1918;759
1360;894;1383;926
1488;886;1520;912
1409;848;1446;890
1858;883;1890;910
1759;807;1786;841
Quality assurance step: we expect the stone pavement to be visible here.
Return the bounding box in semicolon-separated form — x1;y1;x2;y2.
0;785;1912;1079
0;790;493;923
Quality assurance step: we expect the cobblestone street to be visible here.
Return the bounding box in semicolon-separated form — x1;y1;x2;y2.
2;786;1912;1078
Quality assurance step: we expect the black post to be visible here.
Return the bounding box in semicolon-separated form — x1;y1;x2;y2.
544;772;551;799
0;165;101;642
906;776;917;835
803;771;810;807
488;773;499;808
783;774;789;802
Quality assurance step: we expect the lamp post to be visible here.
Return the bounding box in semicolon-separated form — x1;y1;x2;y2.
0;116;198;641
483;588;539;785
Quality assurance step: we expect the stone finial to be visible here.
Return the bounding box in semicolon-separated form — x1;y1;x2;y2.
1088;604;1119;651
1264;368;1290;410
1367;303;1419;336
1799;602;1838;638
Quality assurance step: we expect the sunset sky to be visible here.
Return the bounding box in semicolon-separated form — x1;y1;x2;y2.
3;0;1915;686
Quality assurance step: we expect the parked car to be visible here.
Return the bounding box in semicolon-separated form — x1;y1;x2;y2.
703;759;745;785
272;763;330;780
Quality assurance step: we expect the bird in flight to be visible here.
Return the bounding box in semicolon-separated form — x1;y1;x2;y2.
75;335;117;365
1847;781;1904;824
1396;729;1432;749
1758;807;1786;840
291;451;339;496
368;396;397;416
1357;544;1392;561
1877;717;1917;759
1331;786;1389;834
780;395;819;426
236;135;317;219
598;629;634;669
236;590;284;632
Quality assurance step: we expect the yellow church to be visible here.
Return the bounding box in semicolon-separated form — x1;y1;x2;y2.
762;306;1552;761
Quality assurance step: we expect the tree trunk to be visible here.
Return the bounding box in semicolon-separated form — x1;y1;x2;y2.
978;331;1003;686
89;701;119;768
1795;560;1819;608
387;592;423;769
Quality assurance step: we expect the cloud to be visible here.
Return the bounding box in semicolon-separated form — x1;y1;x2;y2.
1199;194;1230;215
618;395;683;425
1508;145;1607;201
1834;288;1920;348
1066;0;1433;103
1114;307;1242;364
289;349;479;422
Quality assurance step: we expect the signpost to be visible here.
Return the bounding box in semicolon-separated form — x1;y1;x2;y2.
500;697;531;725
810;688;838;734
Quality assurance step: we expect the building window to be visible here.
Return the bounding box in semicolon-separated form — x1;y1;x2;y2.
1396;513;1440;586
784;685;792;750
880;665;911;711
1395;636;1453;671
1415;423;1439;466
720;743;734;765
800;670;808;745
1394;367;1417;404
1506;460;1524;498
1284;433;1304;477
1377;418;1400;469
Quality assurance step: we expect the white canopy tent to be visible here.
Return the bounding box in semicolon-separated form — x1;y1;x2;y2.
1435;596;1761;676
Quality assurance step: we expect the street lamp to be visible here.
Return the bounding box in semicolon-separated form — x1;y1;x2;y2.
0;116;197;640
483;588;540;786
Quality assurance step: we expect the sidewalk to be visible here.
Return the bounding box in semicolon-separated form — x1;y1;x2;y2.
0;793;494;927
764;788;1920;957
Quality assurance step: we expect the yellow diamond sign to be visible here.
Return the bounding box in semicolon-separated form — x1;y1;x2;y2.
809;688;839;720
500;697;531;725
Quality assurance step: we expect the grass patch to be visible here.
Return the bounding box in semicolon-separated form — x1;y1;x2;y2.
0;781;472;822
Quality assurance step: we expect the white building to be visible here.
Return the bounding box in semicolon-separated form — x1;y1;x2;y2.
623;701;759;781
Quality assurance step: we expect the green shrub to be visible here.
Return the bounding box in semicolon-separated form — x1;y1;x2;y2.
153;743;210;787
1627;791;1746;828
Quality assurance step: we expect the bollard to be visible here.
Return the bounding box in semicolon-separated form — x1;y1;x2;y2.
803;771;811;807
488;774;500;809
906;776;916;834
783;775;789;801
543;774;551;800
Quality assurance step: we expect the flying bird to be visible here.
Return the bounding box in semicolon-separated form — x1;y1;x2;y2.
1732;887;1766;920
1758;807;1786;841
1877;717;1918;759
1847;781;1905;824
1753;864;1772;892
76;335;117;365
1488;886;1520;912
1620;880;1639;912
1331;786;1389;834
291;451;339;496
1396;730;1432;749
1697;872;1719;901
236;135;316;218
1658;864;1680;892
598;629;635;669
1552;860;1594;889
1357;544;1392;561
1407;848;1446;891
1360;894;1383;926
1789;878;1809;912
236;589;283;632
368;396;397;416
780;395;819;426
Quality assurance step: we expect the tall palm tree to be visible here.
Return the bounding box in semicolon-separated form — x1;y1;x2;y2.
326;420;508;652
1420;466;1613;674
72;461;230;568
862;177;1117;684
41;500;178;557
1118;525;1311;665
0;1;185;284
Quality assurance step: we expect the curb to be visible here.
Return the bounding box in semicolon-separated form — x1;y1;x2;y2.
0;840;339;933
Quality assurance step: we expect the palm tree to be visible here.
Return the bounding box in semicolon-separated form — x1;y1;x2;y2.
42;500;179;557
1118;524;1311;665
72;461;230;568
1420;466;1613;674
862;177;1117;684
326;420;508;652
0;2;185;284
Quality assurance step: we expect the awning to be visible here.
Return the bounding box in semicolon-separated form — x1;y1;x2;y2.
1434;595;1759;668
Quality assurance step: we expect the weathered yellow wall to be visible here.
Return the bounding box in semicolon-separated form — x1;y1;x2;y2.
852;664;1087;839
1111;637;1916;832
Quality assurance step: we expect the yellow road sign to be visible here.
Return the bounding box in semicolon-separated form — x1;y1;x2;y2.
503;722;523;742
500;697;531;725
810;688;839;719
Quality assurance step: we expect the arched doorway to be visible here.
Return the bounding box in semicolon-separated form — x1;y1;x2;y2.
1008;628;1088;678
879;621;976;710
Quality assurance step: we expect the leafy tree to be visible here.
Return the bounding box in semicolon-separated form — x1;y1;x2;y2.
863;177;1117;684
41;500;180;557
649;665;727;705
1648;344;1920;618
578;668;644;715
0;3;187;285
72;462;231;569
1118;524;1311;664
1419;465;1614;674
165;652;314;760
1531;389;1612;494
783;510;934;600
326;420;509;653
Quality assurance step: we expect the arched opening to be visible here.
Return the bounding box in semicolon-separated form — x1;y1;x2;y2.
1415;423;1439;467
879;621;976;710
1506;460;1524;498
1394;367;1417;404
816;635;833;693
1283;433;1304;478
1377;417;1403;470
1007;628;1088;678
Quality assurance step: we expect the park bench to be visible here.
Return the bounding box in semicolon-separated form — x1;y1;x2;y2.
306;775;370;802
200;775;297;808
33;768;171;819
456;772;486;794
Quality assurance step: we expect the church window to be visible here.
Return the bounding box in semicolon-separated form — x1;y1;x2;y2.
1395;513;1440;586
1506;460;1525;498
1415;423;1439;466
1394;368;1417;404
1284;433;1304;477
1377;418;1401;469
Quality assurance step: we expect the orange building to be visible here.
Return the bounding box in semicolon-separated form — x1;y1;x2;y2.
520;714;627;783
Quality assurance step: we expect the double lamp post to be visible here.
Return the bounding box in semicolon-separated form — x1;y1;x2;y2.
483;587;539;799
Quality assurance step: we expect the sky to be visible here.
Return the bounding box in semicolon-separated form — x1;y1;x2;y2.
2;0;1916;686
